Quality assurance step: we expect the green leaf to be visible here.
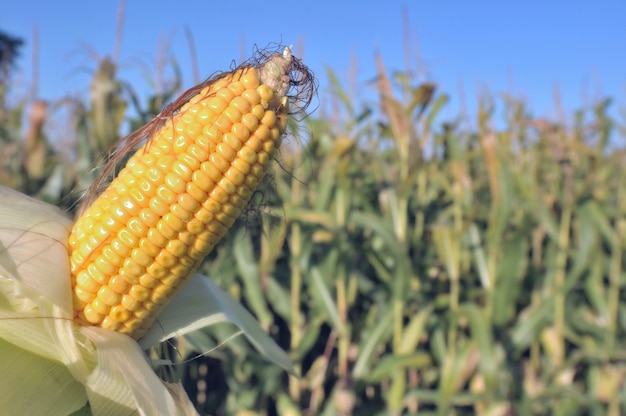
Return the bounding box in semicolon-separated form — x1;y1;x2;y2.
139;276;295;375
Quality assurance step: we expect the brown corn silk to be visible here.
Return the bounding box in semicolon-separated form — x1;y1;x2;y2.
68;47;313;339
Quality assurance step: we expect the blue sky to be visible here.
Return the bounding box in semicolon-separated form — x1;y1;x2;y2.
2;1;625;131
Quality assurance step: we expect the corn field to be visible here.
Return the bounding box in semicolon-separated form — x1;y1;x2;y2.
1;34;626;416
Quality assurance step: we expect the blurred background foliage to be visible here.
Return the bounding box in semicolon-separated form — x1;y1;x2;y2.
2;25;626;416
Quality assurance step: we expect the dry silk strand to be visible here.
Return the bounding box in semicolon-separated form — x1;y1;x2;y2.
68;47;306;339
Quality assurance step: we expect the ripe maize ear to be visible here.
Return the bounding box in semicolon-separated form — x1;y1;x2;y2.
68;47;307;339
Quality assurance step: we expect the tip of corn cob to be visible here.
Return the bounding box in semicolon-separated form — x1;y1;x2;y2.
68;46;315;339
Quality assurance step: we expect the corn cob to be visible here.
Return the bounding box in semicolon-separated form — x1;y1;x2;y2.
68;47;300;339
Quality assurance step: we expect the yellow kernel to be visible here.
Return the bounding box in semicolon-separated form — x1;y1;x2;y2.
129;188;149;207
197;229;220;244
131;247;153;267
155;250;178;268
149;196;170;216
100;213;119;232
225;169;245;186
204;124;222;144
207;96;228;113
184;121;202;138
257;151;270;166
230;95;251;113
257;85;273;102
188;144;209;162
215;115;233;133
164;265;190;286
74;286;96;303
241;70;260;89
218;177;237;195
178;193;200;213
163;212;185;232
201;161;222;182
147;228;167;248
227;80;245;96
165;173;186;194
156;155;175;172
83;305;104;324
129;285;150;302
146;166;164;184
139;238;161;258
216;211;236;228
203;198;222;214
121;295;140;312
171;203;194;221
251;104;266;119
127;217;148;238
139;273;158;289
156;185;177;204
217;88;234;103
237;147;257;164
260;110;276;127
241;114;259;134
187;217;207;234
139;208;160;228
229;193;246;208
217;143;236;162
138;179;156;196
185;182;206;203
232;158;251;174
225;204;242;219
207;221;227;235
180;111;194;124
270;126;281;141
209;153;230;173
165;239;187;257
224;133;243;151
110;238;131;257
179;153;200;172
100;316;121;331
87;263;107;284
130;161;147;177
91;297;110;315
109;305;132;322
76;271;100;292
224;107;242;123
122;257;144;278
245;137;262;153
119;267;140;285
208;187;230;205
241;88;261;106
109;275;130;294
111;205;131;223
102;246;124;274
157;220;177;239
118;228;139;248
172;161;193;183
232;122;251;141
133;307;150;320
178;231;195;246
190;240;212;258
97;286;121;307
194;207;214;224
252;125;270;144
192;170;214;193
196;107;214;122
147;262;169;279
263;140;275;154
94;256;117;277
150;287;171;304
